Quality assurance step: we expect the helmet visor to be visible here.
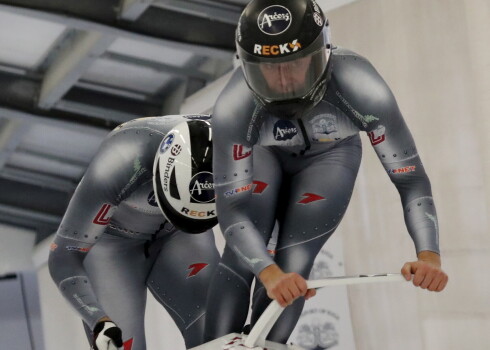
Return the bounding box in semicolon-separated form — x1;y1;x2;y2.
241;48;328;101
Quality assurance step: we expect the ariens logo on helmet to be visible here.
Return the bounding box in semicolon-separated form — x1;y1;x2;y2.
257;5;292;35
153;120;217;233
189;172;215;203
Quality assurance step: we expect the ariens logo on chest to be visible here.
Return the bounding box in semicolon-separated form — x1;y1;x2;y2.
254;39;302;56
273;120;298;141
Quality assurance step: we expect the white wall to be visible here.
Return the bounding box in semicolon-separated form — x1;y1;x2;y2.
328;0;490;349
0;222;35;274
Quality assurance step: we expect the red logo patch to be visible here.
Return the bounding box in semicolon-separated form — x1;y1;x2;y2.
368;125;386;146
187;263;209;278
92;204;112;225
368;131;386;145
298;193;325;204
387;165;416;174
252;180;268;194
233;144;252;160
124;338;133;350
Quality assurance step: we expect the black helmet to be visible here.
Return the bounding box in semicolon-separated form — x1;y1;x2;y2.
153;120;217;234
236;0;331;119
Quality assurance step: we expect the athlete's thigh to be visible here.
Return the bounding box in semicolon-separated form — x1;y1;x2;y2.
212;145;281;282
84;234;150;348
251;139;362;342
276;138;362;269
147;229;219;347
249;145;283;240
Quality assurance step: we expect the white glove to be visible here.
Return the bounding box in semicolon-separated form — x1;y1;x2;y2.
93;321;123;350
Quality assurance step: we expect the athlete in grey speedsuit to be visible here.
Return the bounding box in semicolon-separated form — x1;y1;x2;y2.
205;0;448;344
48;115;219;350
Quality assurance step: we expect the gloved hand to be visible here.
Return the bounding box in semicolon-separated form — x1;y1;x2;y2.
93;321;123;350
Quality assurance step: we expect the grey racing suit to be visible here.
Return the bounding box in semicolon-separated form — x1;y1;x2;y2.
206;47;439;343
48;115;219;350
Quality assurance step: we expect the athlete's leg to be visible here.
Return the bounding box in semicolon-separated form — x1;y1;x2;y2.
204;145;282;341
147;229;219;348
251;136;362;343
204;245;255;341
83;234;152;350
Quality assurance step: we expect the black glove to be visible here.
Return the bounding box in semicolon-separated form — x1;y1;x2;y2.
93;321;123;350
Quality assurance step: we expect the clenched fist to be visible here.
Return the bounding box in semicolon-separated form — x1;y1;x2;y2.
259;264;316;307
401;251;448;292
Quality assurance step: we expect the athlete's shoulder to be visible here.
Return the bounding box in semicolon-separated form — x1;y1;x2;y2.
216;67;250;101
82;129;149;195
331;47;370;62
213;68;256;127
331;47;387;90
96;114;210;177
212;68;258;145
82;116;192;194
330;47;397;115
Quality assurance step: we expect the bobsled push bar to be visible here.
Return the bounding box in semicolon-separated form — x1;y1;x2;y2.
190;273;406;350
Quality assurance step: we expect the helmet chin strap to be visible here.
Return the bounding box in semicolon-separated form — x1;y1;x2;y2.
260;98;312;120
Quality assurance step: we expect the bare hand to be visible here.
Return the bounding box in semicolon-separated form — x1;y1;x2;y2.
259;264;316;307
401;251;448;292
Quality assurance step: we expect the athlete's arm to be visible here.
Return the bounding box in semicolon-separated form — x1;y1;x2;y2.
369;113;448;291
333;51;447;291
212;70;276;276
48;134;126;330
212;70;314;306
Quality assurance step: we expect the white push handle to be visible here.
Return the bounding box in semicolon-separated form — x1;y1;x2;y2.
244;273;405;348
306;273;405;289
243;300;283;348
